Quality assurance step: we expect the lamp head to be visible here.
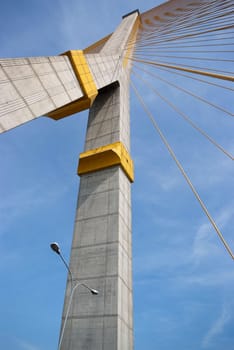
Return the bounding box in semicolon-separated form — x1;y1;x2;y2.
50;242;60;255
91;289;99;295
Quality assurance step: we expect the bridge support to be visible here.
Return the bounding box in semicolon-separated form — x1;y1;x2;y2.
59;12;139;350
60;83;133;350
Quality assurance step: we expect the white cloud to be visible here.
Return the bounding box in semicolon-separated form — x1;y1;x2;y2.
192;204;234;263
202;305;231;349
18;340;41;350
185;270;234;287
134;229;192;276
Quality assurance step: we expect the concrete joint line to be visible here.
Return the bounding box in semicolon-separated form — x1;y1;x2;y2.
71;275;133;293
66;314;133;330
72;240;132;261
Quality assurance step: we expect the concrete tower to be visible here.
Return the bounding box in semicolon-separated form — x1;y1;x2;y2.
59;11;139;350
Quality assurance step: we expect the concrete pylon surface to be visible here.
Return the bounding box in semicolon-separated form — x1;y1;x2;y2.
0;16;134;133
59;12;139;350
0;52;121;133
0;55;83;132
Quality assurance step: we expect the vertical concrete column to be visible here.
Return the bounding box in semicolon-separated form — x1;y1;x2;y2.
60;82;133;350
60;12;138;350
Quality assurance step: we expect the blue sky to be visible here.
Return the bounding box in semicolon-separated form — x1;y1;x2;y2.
0;1;233;349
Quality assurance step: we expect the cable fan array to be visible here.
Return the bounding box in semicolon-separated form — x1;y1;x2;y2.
132;0;233;80
125;0;234;258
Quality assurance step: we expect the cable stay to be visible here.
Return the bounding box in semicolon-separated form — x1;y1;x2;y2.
131;55;234;76
128;57;234;83
139;4;233;41
134;25;234;49
135;64;234;92
134;48;234;54
124;0;234;260
138;2;233;41
132;68;233;160
139;19;234;45
126;34;234;64
130;80;234;260
130;35;234;51
133;41;234;51
132;64;233;117
133;53;234;63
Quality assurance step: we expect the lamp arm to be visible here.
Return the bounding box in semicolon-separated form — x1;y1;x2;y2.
59;252;74;287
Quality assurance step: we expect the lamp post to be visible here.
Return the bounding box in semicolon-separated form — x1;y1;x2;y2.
50;242;99;349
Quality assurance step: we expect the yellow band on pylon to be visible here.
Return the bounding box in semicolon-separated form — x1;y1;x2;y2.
65;50;97;104
78;141;134;182
48;50;98;120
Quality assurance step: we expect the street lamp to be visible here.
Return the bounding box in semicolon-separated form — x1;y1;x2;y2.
50;242;99;349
